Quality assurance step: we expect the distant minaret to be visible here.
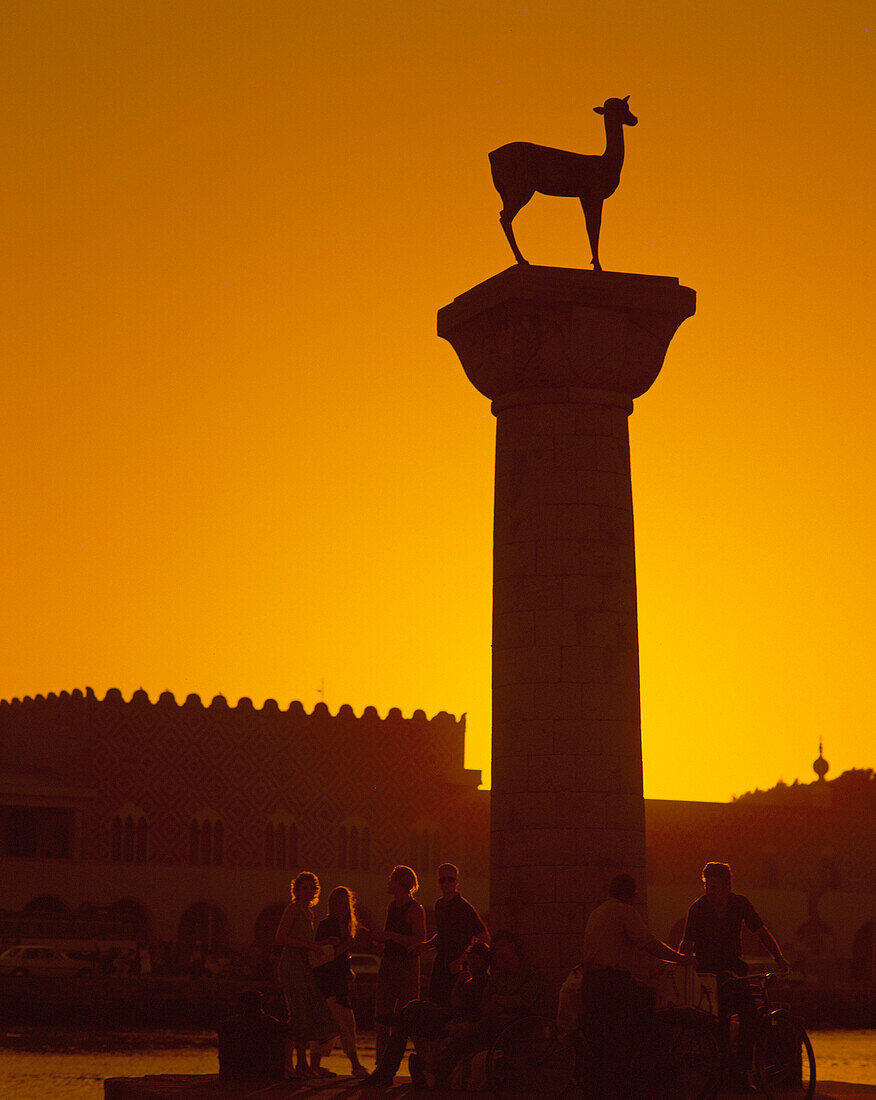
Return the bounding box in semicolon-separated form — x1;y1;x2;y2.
813;740;829;781
812;740;831;807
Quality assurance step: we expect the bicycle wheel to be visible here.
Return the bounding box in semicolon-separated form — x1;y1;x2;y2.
486;1015;576;1099
754;1014;816;1100
671;1013;721;1100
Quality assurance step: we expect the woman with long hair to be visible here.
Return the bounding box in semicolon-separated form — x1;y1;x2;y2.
312;886;368;1077
274;871;339;1078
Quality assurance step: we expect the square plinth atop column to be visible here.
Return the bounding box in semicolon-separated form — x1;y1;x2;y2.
438;266;695;403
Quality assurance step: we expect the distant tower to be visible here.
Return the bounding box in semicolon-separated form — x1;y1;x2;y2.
813;740;829;781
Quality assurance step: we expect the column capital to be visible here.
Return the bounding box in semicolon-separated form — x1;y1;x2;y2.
438;265;695;402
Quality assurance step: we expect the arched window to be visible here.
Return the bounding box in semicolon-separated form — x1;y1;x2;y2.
213;821;223;866
111;817;122;861
135;818;148;862
349;826;359;870
265;823;275;867
338;826;347;868
276;823;286;868
200;820;212;865
123;817;134;862
189;820;199;865
361;828;370;871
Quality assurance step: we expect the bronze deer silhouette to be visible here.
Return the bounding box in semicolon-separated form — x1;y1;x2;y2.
489;96;638;271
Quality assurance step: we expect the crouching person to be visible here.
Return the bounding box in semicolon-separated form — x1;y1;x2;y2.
430;930;540;1090
364;941;490;1088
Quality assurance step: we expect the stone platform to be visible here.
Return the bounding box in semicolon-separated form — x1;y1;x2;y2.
104;1074;876;1098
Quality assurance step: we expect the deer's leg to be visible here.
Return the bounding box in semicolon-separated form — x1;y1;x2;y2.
499;208;529;265
581;197;603;272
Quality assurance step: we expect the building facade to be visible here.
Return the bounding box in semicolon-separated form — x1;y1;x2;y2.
2;690;872;981
0;688;488;953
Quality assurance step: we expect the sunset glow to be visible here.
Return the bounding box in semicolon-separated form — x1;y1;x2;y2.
2;1;872;802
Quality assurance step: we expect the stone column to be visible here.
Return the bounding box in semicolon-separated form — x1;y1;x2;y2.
438;266;695;991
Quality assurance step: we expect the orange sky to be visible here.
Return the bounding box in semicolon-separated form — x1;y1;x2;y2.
2;1;872;802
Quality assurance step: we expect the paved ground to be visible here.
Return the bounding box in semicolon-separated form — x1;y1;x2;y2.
104;1074;876;1099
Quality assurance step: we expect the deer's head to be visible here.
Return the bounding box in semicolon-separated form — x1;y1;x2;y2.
594;96;638;127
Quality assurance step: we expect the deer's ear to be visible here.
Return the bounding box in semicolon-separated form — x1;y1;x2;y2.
593;106;604;115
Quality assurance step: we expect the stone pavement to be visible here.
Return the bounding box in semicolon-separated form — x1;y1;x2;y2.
104;1073;876;1099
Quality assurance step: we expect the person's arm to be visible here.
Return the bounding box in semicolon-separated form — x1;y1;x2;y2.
757;925;789;971
644;938;696;964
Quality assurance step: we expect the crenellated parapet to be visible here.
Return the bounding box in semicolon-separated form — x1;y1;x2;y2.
0;686;464;726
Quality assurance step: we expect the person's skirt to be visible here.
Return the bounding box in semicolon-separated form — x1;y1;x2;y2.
279;948;337;1042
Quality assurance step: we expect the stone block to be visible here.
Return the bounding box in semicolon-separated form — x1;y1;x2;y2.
508;790;560;829
497;718;552;756
599;505;634;546
553;502;600;540
562;575;604;610
554;865;606;908
578;611;621;648
596;439;630;475
533;609;579;647
530;681;583;721
493;610;535;649
493;540;537;579
599;721;644;759
494;574;564;613
602;578;638;614
513;863;557;904
579;544;636;580
561;645;606;684
519;403;578;436
523;645;563;683
525;826;577;866
535;540;581;576
496;501;558;542
551;718;600;756
559;790;608;828
578;469;633;508
570;403;618;438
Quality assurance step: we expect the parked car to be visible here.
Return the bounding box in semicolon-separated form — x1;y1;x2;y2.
0;945;95;978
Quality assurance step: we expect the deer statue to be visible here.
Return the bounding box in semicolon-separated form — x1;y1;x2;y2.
489;96;638;271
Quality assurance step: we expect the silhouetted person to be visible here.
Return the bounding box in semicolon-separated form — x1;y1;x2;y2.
218;990;287;1080
364;941;490;1087
274;871;339;1078
432;930;540;1089
681;862;789;1093
581;873;693;1099
312;886;368;1077
371;865;426;1064
417;862;488;1007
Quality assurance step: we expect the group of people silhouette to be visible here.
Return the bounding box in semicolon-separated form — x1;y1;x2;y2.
220;858;789;1093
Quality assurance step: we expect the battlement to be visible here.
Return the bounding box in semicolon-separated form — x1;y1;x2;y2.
0;687;465;729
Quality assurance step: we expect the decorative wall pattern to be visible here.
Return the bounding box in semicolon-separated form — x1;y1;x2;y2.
0;689;489;879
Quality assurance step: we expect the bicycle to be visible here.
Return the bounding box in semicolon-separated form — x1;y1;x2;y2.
733;972;816;1100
